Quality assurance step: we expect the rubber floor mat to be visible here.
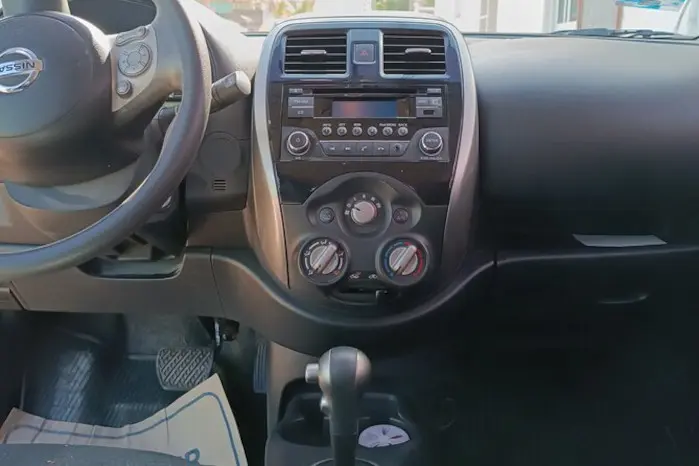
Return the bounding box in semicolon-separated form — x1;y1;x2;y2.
21;321;179;427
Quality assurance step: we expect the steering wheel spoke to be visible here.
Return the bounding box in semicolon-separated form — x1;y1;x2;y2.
110;4;187;126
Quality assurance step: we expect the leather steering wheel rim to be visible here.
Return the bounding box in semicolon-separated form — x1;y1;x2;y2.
0;0;211;282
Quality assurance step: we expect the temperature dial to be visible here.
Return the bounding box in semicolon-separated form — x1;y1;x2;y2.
344;193;383;227
299;238;348;286
377;238;429;287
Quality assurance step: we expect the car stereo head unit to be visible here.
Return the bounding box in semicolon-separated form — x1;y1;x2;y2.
278;85;449;161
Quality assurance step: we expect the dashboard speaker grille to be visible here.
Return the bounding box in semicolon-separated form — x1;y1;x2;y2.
382;31;446;75
283;32;348;74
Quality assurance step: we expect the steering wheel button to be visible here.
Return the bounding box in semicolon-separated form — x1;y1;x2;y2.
119;43;151;77
115;26;148;46
116;80;132;97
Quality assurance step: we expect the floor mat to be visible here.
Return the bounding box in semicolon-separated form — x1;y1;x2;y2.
20;314;209;427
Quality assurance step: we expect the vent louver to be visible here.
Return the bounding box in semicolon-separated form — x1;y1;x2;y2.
283;32;348;74
382;31;446;75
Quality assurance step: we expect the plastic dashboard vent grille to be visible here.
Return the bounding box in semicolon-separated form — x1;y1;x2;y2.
382;31;446;75
283;32;348;74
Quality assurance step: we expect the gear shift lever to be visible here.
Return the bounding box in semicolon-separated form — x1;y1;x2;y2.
305;347;371;466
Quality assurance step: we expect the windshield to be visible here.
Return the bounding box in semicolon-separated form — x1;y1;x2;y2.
197;0;699;35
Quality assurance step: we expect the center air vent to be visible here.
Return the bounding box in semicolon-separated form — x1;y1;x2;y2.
382;31;446;75
283;32;347;75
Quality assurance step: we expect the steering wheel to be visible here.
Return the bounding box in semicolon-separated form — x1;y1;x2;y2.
0;0;211;281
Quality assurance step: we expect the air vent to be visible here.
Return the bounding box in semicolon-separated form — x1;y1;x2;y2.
382;31;446;75
283;32;347;74
212;179;227;191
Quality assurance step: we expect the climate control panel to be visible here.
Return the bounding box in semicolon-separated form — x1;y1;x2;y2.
282;173;445;309
299;235;430;289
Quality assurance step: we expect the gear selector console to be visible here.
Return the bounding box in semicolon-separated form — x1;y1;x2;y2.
265;347;424;466
305;347;371;466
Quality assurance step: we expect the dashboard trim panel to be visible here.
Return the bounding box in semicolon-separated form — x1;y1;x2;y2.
250;23;289;285
441;24;478;276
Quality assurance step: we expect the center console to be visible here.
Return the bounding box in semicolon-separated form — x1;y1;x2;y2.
250;13;478;466
256;19;467;311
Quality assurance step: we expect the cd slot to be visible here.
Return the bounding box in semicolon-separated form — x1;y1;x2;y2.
310;88;419;97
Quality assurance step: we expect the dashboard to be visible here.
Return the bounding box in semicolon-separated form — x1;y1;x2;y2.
5;0;699;356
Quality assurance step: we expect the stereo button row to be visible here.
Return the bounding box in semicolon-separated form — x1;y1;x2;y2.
321;141;409;157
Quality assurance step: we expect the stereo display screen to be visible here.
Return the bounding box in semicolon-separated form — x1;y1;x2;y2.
331;99;399;118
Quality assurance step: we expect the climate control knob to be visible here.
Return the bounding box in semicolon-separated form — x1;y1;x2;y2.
388;244;420;275
287;130;311;156
299;238;348;286
419;131;443;156
376;238;429;287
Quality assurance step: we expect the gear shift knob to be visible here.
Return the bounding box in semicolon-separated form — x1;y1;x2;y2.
306;347;371;466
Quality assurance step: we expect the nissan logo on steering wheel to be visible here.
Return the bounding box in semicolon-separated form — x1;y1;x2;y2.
0;47;44;94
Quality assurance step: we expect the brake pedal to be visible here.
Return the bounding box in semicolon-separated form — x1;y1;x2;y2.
156;347;214;391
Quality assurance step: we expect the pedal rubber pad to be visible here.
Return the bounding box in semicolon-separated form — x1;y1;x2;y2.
156;347;214;391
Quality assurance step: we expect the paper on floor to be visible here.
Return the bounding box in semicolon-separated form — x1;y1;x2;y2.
0;374;247;466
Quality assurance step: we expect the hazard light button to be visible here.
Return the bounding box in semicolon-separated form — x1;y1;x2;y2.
353;44;376;64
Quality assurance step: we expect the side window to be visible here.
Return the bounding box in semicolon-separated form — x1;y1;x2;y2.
676;0;699;35
479;0;499;32
555;0;579;29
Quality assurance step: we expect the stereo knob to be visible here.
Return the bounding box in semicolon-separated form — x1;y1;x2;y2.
287;131;311;156
419;131;443;156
